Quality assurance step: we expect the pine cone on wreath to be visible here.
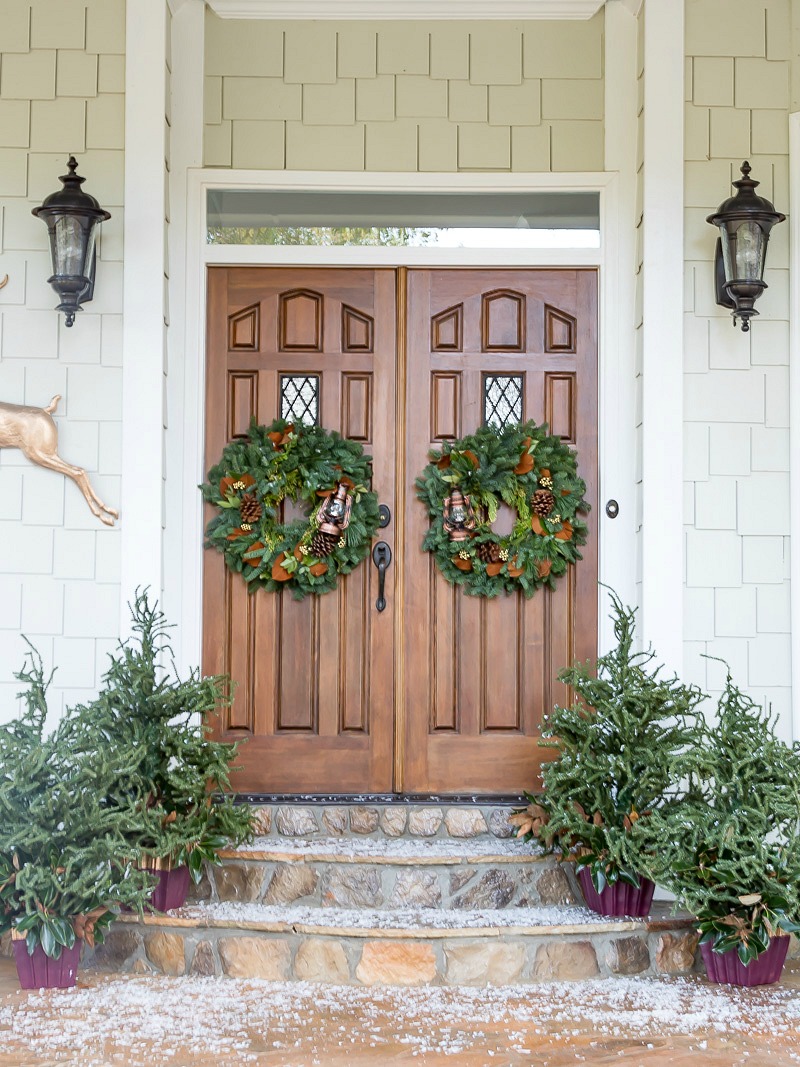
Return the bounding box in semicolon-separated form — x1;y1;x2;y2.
239;494;263;525
532;489;555;518
477;541;501;564
311;529;339;557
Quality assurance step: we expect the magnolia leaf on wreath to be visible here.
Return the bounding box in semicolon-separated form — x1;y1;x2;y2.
201;419;380;601
415;420;590;598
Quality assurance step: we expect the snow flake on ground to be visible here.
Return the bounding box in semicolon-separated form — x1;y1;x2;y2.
1;974;800;1067
173;901;608;929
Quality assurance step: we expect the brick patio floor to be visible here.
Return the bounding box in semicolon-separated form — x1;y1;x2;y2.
0;957;798;1066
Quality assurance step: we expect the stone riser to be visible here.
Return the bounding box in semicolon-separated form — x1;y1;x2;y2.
90;919;701;985
248;804;516;841
194;855;578;912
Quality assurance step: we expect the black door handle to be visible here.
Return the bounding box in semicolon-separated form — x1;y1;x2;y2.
372;541;392;613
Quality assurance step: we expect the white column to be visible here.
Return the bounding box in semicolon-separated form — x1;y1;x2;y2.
641;0;685;671
120;0;169;627
164;0;206;674
600;0;639;648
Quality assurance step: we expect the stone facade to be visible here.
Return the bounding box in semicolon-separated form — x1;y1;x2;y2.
188;848;583;913
249;804;518;842
89;915;700;985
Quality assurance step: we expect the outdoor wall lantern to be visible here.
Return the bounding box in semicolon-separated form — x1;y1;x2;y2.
706;160;785;332
32;156;110;328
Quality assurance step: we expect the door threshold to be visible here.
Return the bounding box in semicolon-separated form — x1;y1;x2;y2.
232;793;526;805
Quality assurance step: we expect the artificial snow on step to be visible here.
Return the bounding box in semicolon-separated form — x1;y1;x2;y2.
170;901;630;932
229;835;543;860
2;973;799;1066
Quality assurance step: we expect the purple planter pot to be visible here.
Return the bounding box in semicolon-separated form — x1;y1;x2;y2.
578;866;656;918
145;864;191;912
701;935;789;987
13;939;81;990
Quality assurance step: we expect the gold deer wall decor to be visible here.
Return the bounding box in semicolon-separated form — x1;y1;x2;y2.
0;395;118;526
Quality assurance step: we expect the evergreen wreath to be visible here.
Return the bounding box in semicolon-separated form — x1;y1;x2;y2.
202;419;380;600
416;420;590;598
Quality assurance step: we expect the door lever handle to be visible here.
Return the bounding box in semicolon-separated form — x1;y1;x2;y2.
372;541;392;613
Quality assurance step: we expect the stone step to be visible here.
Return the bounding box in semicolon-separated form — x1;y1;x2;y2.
191;837;577;911
246;802;518;842
88;902;700;985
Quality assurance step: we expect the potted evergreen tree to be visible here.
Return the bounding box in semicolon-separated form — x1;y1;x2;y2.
0;650;151;989
66;593;253;912
512;589;705;917
635;668;800;986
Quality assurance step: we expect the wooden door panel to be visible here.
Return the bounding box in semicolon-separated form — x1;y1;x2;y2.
403;269;598;795
204;268;395;794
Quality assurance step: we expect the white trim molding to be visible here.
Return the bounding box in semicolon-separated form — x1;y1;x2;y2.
641;0;685;674
205;0;605;18
121;0;169;630
789;111;800;742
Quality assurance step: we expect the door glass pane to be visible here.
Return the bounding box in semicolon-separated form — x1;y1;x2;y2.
484;375;523;429
280;374;319;426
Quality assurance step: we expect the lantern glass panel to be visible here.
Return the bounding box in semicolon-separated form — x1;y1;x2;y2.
52;211;93;277
719;227;734;284
729;219;766;282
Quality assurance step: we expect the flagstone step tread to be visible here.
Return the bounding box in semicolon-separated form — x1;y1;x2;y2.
117;901;695;939
222;836;545;865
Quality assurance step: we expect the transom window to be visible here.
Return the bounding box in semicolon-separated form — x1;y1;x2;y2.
206;190;600;249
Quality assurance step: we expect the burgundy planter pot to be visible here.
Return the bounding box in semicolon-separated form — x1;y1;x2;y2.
578;866;656;918
13;939;81;990
700;935;789;987
144;864;191;912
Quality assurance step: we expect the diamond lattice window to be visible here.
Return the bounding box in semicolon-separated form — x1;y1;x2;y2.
483;375;523;429
280;375;319;426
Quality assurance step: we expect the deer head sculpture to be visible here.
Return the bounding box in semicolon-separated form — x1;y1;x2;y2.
0;395;118;526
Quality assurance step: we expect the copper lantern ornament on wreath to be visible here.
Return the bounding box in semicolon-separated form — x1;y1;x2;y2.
442;488;477;542
311;481;353;557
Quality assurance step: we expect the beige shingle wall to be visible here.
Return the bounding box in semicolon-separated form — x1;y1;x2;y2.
0;0;126;719
203;13;605;172
683;0;792;733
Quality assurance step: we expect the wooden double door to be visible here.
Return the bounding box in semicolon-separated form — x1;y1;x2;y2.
204;266;597;795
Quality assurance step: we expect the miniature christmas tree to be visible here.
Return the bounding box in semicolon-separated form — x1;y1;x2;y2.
65;591;252;882
636;667;800;963
512;588;705;892
0;648;150;958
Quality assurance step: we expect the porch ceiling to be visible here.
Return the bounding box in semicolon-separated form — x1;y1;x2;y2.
204;0;608;19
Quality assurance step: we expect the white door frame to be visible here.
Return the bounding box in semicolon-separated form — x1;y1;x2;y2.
166;166;635;674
